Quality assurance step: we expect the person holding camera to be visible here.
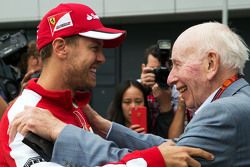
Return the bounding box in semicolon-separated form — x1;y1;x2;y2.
140;43;186;138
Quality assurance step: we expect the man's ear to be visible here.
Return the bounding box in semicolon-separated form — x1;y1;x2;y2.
206;51;219;80
52;38;67;59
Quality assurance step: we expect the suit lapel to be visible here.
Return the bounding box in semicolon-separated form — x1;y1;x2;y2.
220;78;249;98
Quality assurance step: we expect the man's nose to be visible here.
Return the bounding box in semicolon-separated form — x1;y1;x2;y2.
97;53;106;64
167;69;177;85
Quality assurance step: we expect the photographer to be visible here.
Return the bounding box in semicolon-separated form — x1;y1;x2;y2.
140;41;185;138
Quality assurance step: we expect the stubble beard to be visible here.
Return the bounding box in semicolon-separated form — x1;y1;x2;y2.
75;72;96;92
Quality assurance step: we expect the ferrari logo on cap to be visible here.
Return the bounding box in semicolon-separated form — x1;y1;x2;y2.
49;17;56;25
47;11;73;36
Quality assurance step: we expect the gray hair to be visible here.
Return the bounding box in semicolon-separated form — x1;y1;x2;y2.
196;22;249;74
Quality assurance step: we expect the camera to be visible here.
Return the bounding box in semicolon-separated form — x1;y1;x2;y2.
0;58;20;102
153;67;170;89
153;40;171;89
0;30;28;64
157;40;171;67
0;30;28;102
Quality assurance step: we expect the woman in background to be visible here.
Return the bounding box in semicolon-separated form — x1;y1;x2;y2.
108;80;148;133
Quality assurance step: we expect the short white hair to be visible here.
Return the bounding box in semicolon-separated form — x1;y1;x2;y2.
195;22;249;74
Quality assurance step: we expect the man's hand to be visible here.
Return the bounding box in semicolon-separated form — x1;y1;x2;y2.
8;106;66;143
152;84;172;113
158;142;214;167
83;105;112;138
151;84;171;99
140;64;155;88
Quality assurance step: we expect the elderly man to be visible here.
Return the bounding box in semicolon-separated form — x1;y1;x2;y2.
104;22;250;166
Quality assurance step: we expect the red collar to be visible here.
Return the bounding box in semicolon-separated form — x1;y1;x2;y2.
26;79;91;110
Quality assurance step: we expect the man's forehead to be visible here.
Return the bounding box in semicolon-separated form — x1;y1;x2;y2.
83;37;103;46
172;43;197;58
93;39;103;46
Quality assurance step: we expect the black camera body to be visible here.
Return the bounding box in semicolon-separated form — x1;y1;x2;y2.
0;30;28;102
153;67;170;89
157;40;171;67
0;30;28;60
154;40;171;89
0;59;20;101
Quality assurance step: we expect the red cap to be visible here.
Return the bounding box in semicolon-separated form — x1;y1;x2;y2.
37;3;126;51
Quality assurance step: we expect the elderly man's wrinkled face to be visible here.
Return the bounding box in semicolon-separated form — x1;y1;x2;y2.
167;42;211;110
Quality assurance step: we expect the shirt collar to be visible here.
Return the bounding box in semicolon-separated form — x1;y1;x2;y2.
195;88;219;115
26;78;91;110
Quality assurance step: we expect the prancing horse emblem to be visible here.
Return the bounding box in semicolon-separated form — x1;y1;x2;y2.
49;17;56;25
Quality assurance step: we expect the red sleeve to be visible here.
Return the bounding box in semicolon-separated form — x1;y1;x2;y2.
102;146;165;167
0;109;16;166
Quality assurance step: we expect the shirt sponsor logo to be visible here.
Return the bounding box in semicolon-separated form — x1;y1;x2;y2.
24;156;45;167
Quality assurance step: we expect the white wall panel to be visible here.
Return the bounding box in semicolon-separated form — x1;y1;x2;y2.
176;0;250;13
176;0;224;12
38;0;104;19
0;0;250;23
229;0;250;10
104;0;175;17
0;0;38;22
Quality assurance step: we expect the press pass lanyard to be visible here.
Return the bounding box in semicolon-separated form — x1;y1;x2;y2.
211;74;241;102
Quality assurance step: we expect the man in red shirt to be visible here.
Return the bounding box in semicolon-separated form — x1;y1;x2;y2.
0;3;126;166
